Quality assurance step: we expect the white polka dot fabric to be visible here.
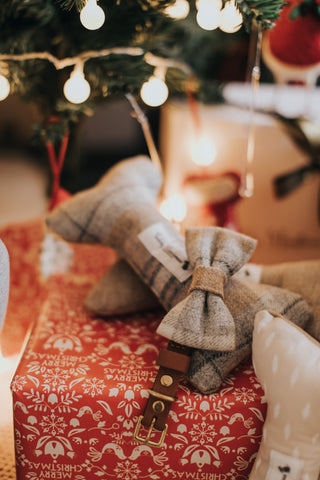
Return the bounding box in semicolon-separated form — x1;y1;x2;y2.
0;239;9;332
250;311;320;480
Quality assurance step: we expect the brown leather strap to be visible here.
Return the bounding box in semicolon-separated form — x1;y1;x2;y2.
140;341;192;432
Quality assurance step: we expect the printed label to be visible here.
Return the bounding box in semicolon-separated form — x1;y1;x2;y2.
138;223;192;282
265;450;304;480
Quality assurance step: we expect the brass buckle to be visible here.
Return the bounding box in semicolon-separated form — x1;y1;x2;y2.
133;415;168;448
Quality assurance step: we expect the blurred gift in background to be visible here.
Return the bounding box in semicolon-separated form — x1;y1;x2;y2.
159;96;320;263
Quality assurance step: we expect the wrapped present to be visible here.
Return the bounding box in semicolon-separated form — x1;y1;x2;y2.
11;272;267;480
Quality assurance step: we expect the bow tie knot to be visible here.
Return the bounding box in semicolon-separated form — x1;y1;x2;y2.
188;265;226;300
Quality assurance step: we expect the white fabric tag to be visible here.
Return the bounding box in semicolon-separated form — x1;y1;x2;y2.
236;264;262;283
265;450;304;480
138;223;192;282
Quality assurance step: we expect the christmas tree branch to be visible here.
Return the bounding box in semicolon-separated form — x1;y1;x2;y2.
237;0;285;30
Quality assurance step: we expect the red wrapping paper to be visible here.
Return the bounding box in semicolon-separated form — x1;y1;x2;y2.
11;272;266;480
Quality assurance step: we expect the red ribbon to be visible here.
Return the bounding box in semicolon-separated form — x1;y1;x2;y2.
186;77;201;136
46;130;69;211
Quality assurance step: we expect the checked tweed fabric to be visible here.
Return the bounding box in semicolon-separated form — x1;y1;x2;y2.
46;156;312;393
85;258;160;316
156;226;257;352
237;260;320;345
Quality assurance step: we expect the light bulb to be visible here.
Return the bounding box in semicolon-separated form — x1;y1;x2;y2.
196;0;221;30
63;69;91;104
0;74;10;101
140;76;168;107
190;135;217;166
80;0;105;30
219;1;242;33
160;194;187;223
165;0;190;19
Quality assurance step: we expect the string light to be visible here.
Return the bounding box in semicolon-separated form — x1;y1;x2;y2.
0;74;10;101
159;194;187;223
239;25;263;198
190;134;217;166
196;0;221;31
0;48;192;106
63;64;91;104
165;0;190;20
219;0;242;33
80;0;105;30
140;67;169;107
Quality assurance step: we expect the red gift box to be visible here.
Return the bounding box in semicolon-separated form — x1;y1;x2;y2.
11;269;266;480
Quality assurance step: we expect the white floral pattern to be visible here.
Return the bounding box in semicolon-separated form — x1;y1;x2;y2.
11;275;266;480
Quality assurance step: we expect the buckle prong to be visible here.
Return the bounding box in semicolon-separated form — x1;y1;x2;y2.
133;415;168;448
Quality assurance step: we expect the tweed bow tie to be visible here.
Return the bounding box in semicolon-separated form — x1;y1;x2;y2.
156;227;257;352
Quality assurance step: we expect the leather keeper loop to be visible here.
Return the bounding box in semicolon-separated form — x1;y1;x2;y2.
188;265;225;299
157;349;191;374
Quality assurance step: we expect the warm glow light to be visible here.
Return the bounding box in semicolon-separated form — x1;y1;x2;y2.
160;194;187;223
140;76;169;107
0;74;10;101
196;0;221;30
80;0;105;30
219;0;242;33
165;0;190;19
63;67;91;104
239;172;254;198
190;135;217;166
